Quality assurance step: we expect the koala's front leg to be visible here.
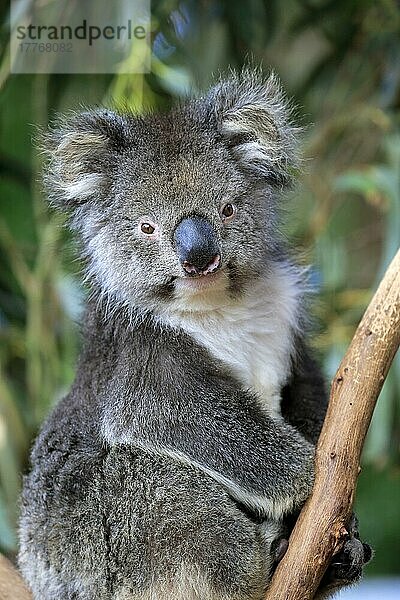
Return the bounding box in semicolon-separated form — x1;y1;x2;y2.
102;384;315;521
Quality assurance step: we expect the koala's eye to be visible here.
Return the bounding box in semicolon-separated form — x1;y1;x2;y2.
138;219;159;240
220;203;236;223
140;223;155;235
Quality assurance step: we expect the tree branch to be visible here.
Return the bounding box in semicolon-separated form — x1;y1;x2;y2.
0;554;31;600
265;248;400;600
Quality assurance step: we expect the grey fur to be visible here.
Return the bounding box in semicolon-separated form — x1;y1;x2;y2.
19;70;369;599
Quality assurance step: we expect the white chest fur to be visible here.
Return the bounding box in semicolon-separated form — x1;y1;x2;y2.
162;263;302;417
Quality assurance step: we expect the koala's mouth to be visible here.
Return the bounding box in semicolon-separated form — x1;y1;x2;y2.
159;262;247;306
182;253;221;277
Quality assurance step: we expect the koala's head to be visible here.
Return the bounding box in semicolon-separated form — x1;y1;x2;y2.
44;70;299;316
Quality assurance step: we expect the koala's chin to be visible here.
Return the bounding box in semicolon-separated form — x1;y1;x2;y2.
169;269;230;310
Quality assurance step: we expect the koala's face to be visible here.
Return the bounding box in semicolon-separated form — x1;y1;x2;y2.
45;71;298;315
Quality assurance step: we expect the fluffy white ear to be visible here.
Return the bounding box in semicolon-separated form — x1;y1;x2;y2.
207;70;300;186
43;110;127;208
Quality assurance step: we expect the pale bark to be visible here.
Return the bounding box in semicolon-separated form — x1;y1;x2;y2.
0;554;31;600
265;248;400;600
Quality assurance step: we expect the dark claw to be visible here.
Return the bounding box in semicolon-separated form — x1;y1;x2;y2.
274;538;289;564
362;542;373;564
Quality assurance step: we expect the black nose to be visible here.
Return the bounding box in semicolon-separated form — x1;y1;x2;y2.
174;217;221;276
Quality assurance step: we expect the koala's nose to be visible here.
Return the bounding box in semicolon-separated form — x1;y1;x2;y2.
174;217;221;276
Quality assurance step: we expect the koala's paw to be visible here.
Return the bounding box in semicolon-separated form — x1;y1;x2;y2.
323;515;372;586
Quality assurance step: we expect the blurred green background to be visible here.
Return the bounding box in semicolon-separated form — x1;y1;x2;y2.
0;0;399;577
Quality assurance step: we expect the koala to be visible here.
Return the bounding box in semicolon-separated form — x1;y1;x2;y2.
18;70;371;600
